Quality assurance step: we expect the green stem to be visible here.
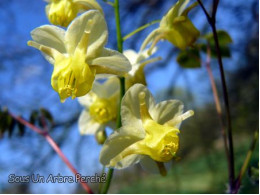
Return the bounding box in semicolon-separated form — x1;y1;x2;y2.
98;166;106;193
101;0;124;193
114;0;123;53
116;77;125;127
123;20;160;41
102;168;114;194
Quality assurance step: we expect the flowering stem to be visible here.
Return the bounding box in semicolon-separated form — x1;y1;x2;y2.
9;113;93;194
197;0;235;191
205;43;231;180
114;0;123;53
98;166;106;193
116;77;125;128
101;0;124;193
123;20;160;41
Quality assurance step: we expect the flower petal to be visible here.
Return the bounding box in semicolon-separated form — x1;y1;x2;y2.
65;10;107;57
74;0;104;15
99;127;143;169
90;48;131;76
123;49;138;64
160;0;189;27
121;84;155;131
78;110;103;134
140;29;161;52
30;25;66;53
136;47;157;62
92;77;119;98
150;100;184;127
78;91;97;107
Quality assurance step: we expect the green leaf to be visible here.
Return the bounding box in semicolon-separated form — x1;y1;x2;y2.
200;43;231;58
17;119;25;137
177;48;201;68
203;30;232;45
40;108;54;125
201;30;232;58
0;109;8;138
7;115;16;138
29;110;39;125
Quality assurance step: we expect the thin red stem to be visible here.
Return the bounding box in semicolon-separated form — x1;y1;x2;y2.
205;43;231;181
9;113;93;194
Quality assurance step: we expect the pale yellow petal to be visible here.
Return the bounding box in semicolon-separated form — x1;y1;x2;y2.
92;77;119;98
65;10;107;57
99;127;143;168
90;48;131;75
150;100;184;127
78;110;103;135
121;84;155;131
140;29;161;52
78;91;97;107
123;49;139;64
30;25;66;53
160;0;189;27
74;0;104;14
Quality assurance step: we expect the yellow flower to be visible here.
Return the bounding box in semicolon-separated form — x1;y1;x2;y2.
45;0;103;27
100;84;194;171
78;77;119;135
28;11;131;102
141;0;200;54
123;49;161;90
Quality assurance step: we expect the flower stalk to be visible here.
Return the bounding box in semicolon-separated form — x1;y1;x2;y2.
123;20;160;41
101;0;124;193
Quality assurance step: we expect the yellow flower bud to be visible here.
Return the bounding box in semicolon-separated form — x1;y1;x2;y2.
45;0;104;27
95;130;107;145
46;0;79;27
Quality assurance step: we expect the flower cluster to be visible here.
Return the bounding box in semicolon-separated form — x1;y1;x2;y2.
28;0;197;172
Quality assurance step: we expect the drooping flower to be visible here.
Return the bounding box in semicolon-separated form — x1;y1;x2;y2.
45;0;103;27
78;77;119;135
123;49;161;90
28;11;131;102
141;0;200;54
100;84;194;171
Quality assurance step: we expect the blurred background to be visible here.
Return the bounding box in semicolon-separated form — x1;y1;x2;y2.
0;0;259;193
